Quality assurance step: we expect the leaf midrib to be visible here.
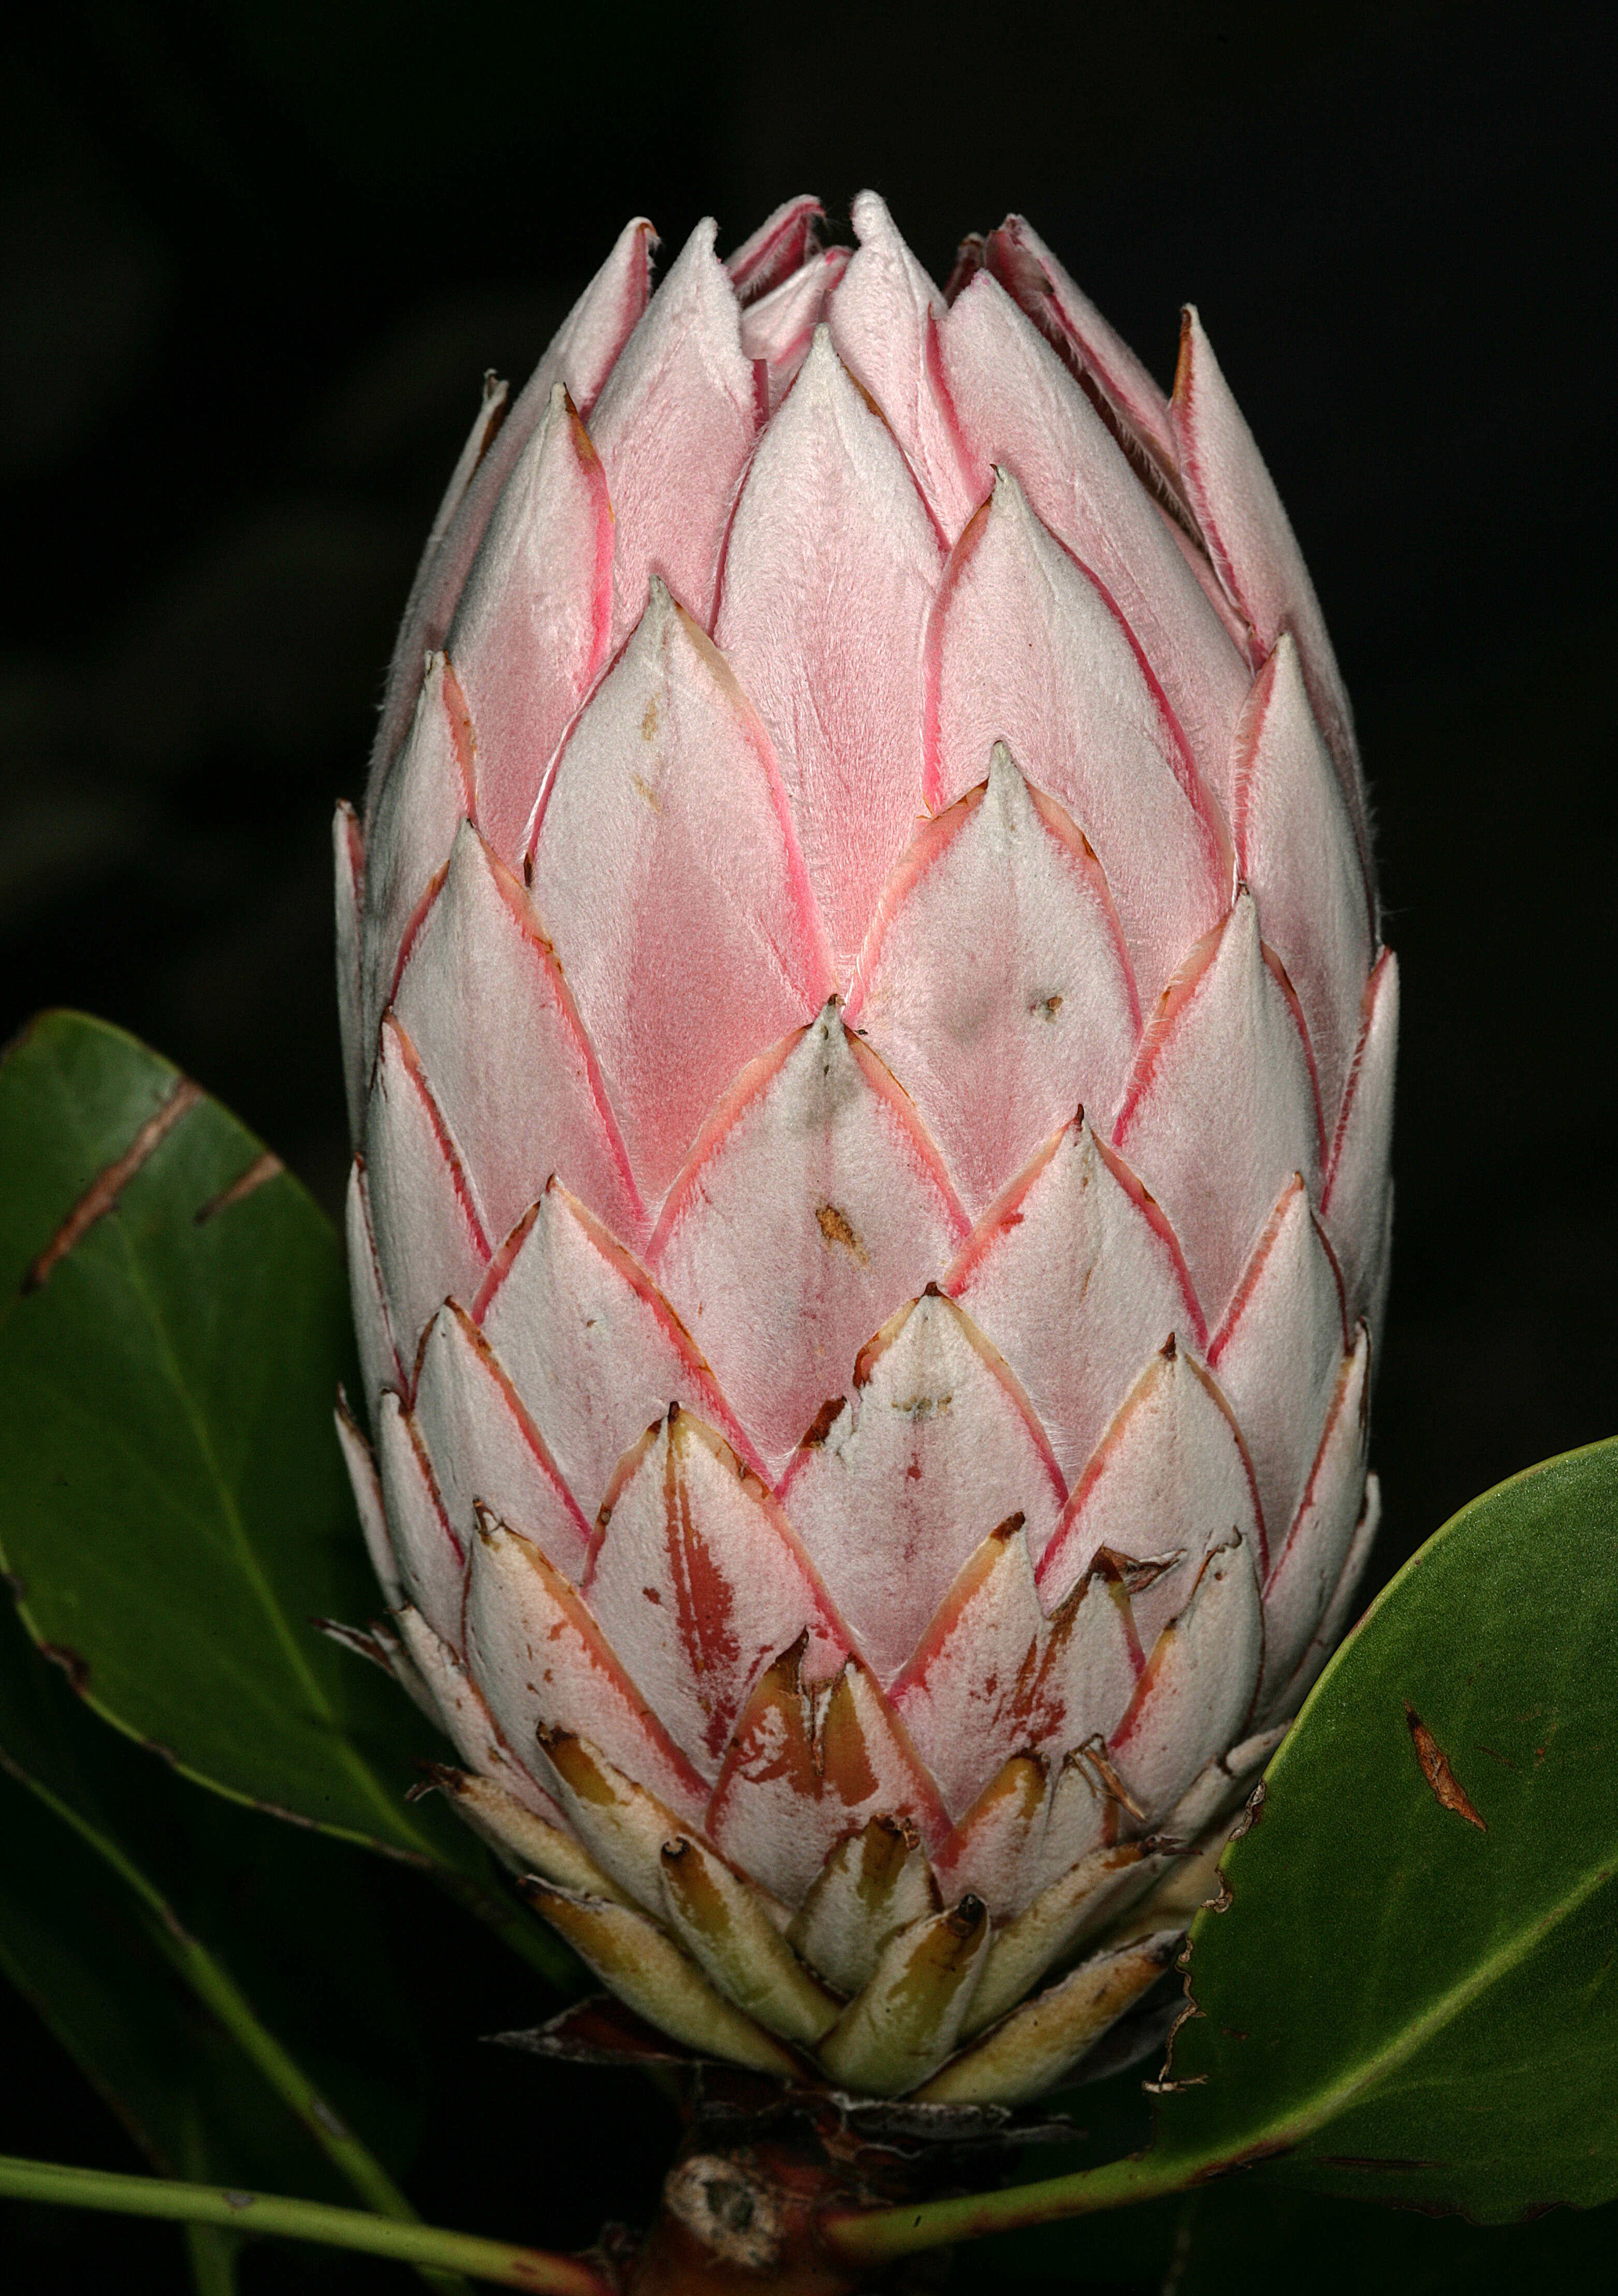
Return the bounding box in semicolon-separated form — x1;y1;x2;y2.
1171;1839;1618;2173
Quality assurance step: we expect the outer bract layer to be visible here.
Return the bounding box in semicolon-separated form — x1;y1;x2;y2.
334;194;1394;2102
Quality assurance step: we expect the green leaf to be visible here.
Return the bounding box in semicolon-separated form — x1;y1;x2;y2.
969;2181;1618;2293
0;1008;469;1869
1151;1435;1618;2218
1165;2183;1618;2294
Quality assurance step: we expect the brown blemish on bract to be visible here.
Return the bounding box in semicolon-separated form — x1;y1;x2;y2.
854;1812;923;1911
23;1076;202;1291
661;1415;742;1752
1406;1704;1488;1831
195;1150;284;1225
941;1894;987;1944
799;1397;847;1449
314;1616;397;1677
1075;1733;1147;1823
820;1669;881;1807
537;1726;618;1810
814;1202;868;1265
1096;1544;1186;1596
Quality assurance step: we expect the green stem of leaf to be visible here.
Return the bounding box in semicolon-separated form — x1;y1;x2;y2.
184;2220;242;2296
9;1760;460;2282
0;2156;614;2293
821;2143;1219;2263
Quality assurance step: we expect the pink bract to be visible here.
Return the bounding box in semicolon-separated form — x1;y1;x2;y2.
333;192;1394;2103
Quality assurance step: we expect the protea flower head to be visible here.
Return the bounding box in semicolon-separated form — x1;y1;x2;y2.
333;193;1394;2104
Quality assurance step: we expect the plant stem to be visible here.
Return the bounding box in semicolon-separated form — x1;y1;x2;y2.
820;2144;1216;2263
0;2156;615;2294
184;2220;242;2296
13;1761;462;2284
175;2102;242;2296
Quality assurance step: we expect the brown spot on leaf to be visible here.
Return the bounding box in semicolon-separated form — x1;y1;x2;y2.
1406;1704;1487;1830
195;1151;283;1224
814;1203;868;1265
1229;1778;1267;1841
1473;1742;1518;1771
39;1642;89;1693
24;1077;203;1291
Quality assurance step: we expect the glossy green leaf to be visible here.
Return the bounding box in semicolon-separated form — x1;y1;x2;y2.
0;1009;468;1868
1150;1436;1618;2217
1166;2182;1618;2294
969;2169;1618;2290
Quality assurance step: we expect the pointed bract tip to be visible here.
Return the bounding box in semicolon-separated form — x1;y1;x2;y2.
1172;305;1200;396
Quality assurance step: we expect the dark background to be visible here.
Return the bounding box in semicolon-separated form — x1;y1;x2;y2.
3;0;1612;2287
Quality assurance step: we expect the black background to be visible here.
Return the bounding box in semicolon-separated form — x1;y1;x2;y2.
3;0;1613;2286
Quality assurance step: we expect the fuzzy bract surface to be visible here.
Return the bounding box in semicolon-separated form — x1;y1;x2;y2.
333;193;1394;2102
